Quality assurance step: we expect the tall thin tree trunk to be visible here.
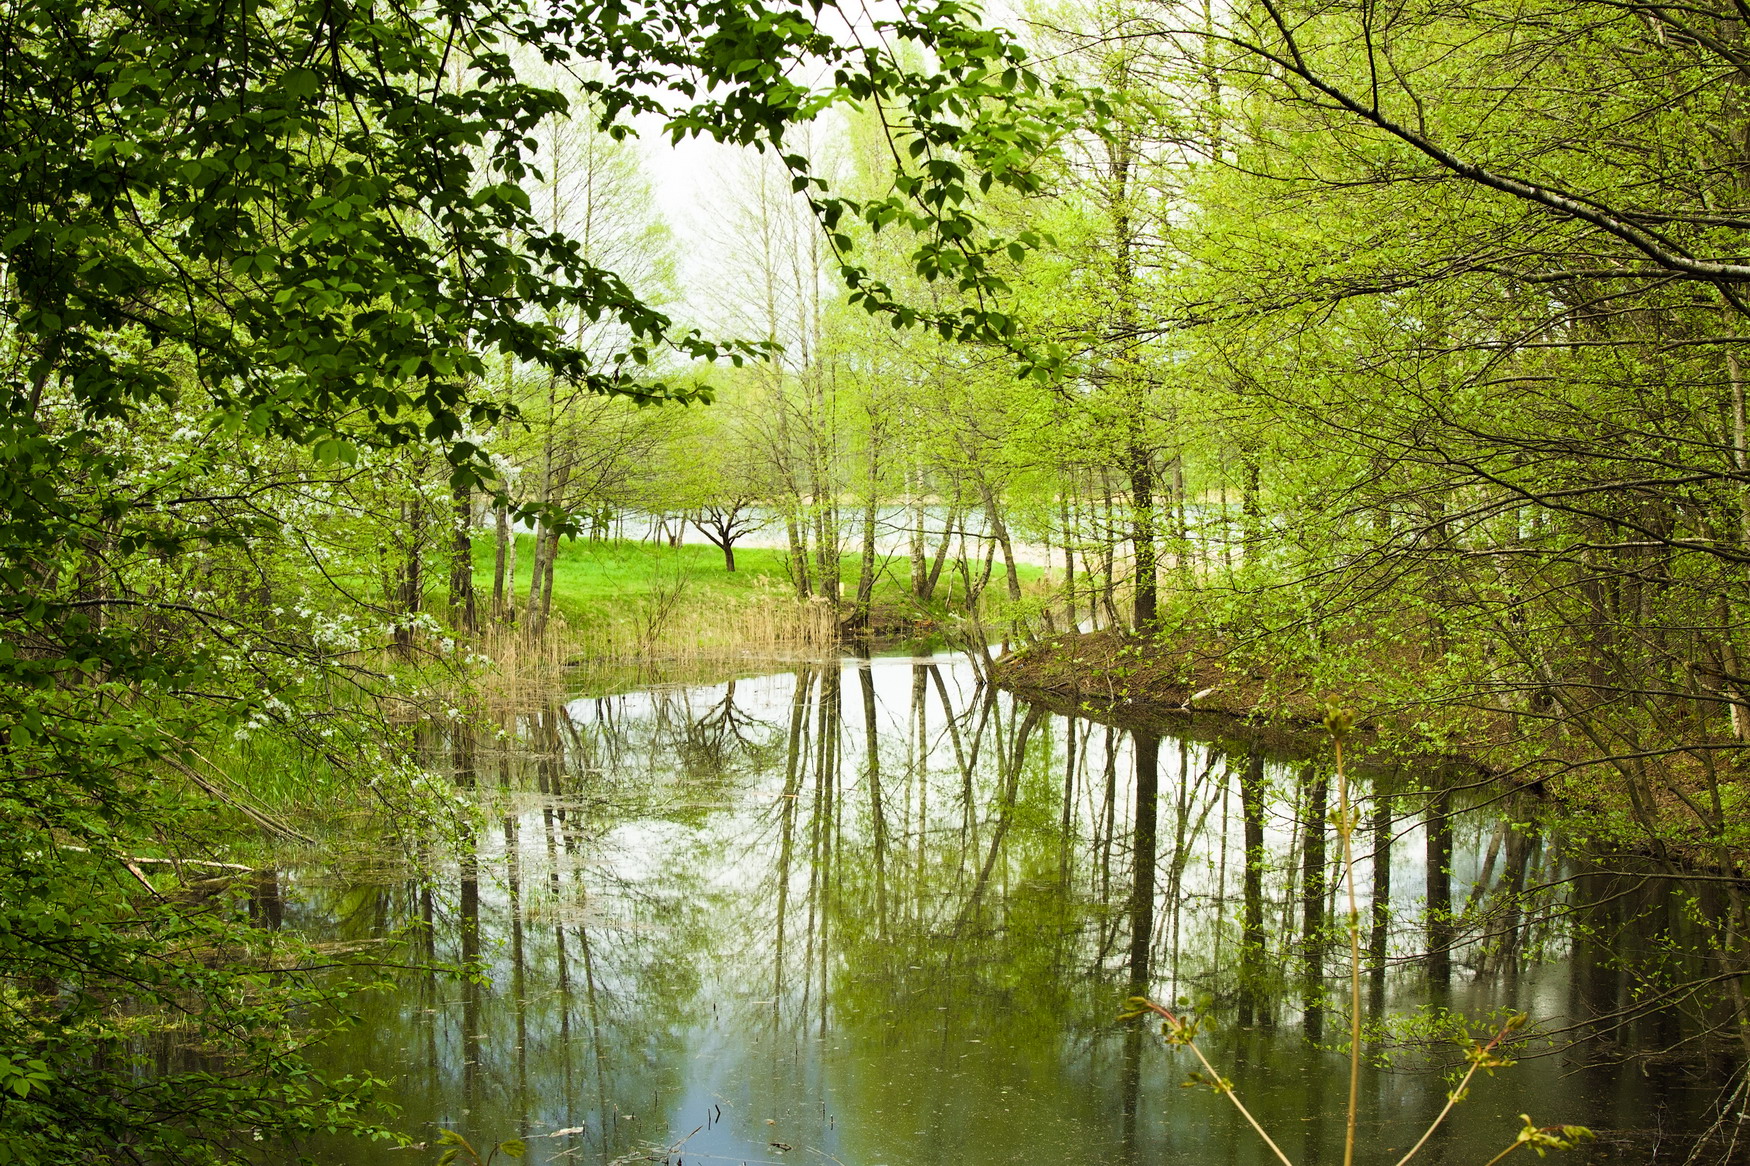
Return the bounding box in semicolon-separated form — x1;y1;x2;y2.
923;493;961;602
533;460;572;632
492;501;510;620
910;473;927;599
505;523;519;624
855;468;879;631
395;497;425;659
1171;451;1190;581
527;519;549;628
539;525;561;627
1061;492;1078;630
1425;783;1454;989
528;376;557;626
1732;353;1748;548
1129;445;1157;628
814;501;839;606
786;508;812;598
1107;105;1156;630
1369;782;1392;994
979;478;1022;604
450;480;477;634
1099;470;1121;628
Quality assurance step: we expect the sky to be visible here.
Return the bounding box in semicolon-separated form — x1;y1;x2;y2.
625;0;1036;338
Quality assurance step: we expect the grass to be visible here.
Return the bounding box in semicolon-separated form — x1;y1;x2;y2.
471;531;1050;662
474;534;875;625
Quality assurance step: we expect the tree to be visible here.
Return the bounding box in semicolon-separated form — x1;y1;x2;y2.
707;144;848;600
492;64;683;633
1002;0;1750;1051
0;0;1073;1158
649;392;776;573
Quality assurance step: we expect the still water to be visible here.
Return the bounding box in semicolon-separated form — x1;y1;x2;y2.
293;654;1739;1165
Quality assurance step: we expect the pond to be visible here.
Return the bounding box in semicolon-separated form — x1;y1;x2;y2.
290;653;1741;1165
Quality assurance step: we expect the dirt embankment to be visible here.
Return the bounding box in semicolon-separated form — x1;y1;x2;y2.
999;632;1750;880
993;628;1334;728
991;627;1488;771
993;629;1365;763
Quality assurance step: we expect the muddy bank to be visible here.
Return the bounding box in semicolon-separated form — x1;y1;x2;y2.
991;628;1473;772
994;628;1333;726
993;631;1750;877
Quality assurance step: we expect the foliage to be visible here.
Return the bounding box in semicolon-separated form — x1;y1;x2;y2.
432;1128;525;1166
0;0;1081;1158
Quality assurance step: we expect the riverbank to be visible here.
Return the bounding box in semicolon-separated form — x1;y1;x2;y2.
995;627;1344;730
991;629;1352;764
996;627;1750;875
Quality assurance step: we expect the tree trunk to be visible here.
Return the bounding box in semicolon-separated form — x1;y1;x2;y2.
976;477;1022;604
504;523;518;624
1108;107;1156;631
814;501;839;606
1425;783;1454;989
1129;445;1158;629
1099;470;1121;628
855;480;879;629
923;497;960;602
539;524;561;626
529;458;571;635
527;518;549;625
909;477;927;599
785;509;811;598
492;501;510;620
1171;452;1190;581
1061;492;1077;630
1369;784;1392;991
395;497;425;659
450;480;477;634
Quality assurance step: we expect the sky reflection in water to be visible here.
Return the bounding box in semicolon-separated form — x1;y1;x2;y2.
293;655;1729;1166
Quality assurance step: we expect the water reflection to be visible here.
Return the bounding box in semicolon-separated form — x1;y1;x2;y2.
292;656;1735;1165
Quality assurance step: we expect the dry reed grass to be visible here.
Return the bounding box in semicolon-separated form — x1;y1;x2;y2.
472;590;841;706
573;590;841;661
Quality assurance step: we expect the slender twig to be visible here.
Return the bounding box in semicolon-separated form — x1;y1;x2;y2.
1132;998;1297;1166
1479;1140;1527;1166
1390;1021;1519;1166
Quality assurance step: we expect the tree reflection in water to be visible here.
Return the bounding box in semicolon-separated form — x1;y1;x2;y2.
291;656;1738;1165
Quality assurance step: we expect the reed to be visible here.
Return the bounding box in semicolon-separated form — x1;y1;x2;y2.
566;592;840;661
468;590;841;707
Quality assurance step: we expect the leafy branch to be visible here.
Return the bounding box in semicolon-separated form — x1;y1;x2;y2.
432;1128;526;1166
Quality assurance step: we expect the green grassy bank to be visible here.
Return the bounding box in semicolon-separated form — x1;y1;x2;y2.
471;533;1047;648
472;534;811;627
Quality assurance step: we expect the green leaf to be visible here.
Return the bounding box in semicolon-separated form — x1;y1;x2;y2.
281;67;321;98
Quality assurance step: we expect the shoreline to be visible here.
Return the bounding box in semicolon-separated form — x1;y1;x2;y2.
990;627;1497;778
